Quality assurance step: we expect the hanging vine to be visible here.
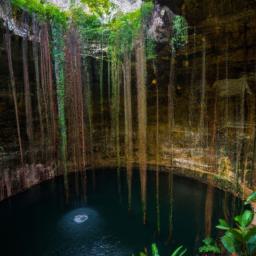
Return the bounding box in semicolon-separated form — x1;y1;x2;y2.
32;15;44;160
136;30;148;224
40;23;58;160
51;22;68;182
123;52;133;211
65;26;86;171
22;12;34;163
4;30;24;165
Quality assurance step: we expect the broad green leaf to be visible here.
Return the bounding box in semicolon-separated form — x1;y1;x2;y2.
245;227;256;241
221;232;236;253
229;228;243;242
171;246;187;256
248;233;256;255
241;210;254;227
234;214;243;226
216;219;230;230
245;192;256;205
151;243;160;256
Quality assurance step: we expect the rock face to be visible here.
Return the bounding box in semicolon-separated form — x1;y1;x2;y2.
148;5;174;43
0;163;55;201
213;76;252;98
0;1;39;41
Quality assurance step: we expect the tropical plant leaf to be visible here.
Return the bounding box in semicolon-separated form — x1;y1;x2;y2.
247;233;256;255
245;227;256;241
170;246;187;256
245;192;256;205
240;210;254;227
199;244;221;254
151;243;160;256
199;237;221;254
234;214;243;226
229;228;244;242
221;232;237;254
216;219;230;230
202;237;215;245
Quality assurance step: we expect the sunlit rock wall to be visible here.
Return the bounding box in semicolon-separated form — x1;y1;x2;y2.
0;0;256;201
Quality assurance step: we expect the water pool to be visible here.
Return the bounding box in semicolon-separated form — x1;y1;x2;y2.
0;169;240;255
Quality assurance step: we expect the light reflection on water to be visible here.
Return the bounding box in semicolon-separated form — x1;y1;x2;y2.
74;214;88;223
55;207;129;255
58;207;101;237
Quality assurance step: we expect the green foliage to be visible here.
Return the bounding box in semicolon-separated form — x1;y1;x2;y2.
51;23;67;169
11;0;67;25
80;0;112;16
135;244;187;256
44;3;67;24
245;192;256;205
216;218;230;230
71;7;103;42
234;210;254;227
171;15;188;52
135;193;256;256
108;2;154;57
170;246;187;256
146;37;157;60
199;237;221;254
151;243;160;256
216;192;256;256
11;0;43;14
11;0;155;59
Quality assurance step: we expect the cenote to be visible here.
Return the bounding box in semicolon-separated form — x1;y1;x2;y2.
0;169;241;256
1;0;256;255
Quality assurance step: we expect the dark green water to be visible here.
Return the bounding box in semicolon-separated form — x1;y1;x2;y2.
0;169;239;256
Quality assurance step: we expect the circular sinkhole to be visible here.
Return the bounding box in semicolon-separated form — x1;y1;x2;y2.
0;169;241;256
